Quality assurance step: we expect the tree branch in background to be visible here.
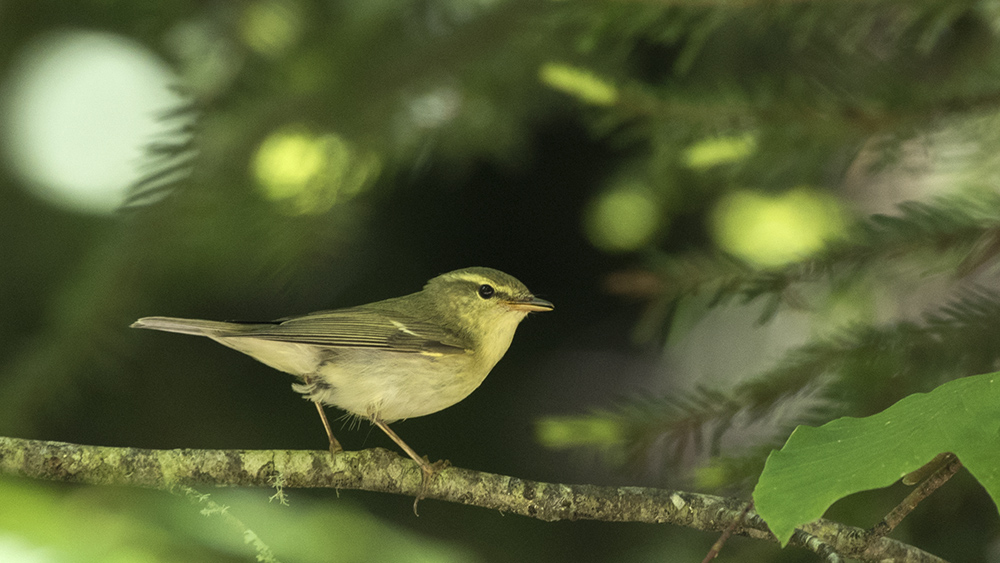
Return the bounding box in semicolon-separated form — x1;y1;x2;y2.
868;453;964;540
0;436;945;562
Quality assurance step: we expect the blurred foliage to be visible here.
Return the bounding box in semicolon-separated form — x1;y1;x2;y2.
544;195;1000;476
0;478;474;563
3;0;1000;561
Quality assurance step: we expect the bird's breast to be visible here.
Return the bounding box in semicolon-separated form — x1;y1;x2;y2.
309;348;493;421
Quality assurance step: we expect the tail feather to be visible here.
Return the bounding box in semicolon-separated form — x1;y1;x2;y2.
131;316;250;337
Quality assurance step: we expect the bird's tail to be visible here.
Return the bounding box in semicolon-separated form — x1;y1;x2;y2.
130;316;248;337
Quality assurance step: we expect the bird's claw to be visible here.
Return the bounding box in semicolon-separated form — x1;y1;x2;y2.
412;458;449;516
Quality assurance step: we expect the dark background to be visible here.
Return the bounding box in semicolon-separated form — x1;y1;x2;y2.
2;1;999;562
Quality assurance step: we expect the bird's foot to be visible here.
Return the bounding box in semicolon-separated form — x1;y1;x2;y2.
412;458;450;516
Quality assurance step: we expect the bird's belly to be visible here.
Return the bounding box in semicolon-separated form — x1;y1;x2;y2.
307;350;488;422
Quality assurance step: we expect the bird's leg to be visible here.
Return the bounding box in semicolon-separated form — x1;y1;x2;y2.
373;419;433;474
372;418;447;515
302;375;342;454
314;401;343;454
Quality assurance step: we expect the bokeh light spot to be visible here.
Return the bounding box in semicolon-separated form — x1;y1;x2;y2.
711;187;848;268
0;31;182;215
240;0;303;57
408;86;462;129
253;126;381;214
536;416;624;449
539;63;618;106
684;133;756;169
585;183;661;252
254;130;325;197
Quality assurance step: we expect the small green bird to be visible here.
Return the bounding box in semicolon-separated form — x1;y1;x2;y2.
131;267;552;478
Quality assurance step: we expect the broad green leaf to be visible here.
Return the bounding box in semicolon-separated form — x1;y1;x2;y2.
753;371;1000;546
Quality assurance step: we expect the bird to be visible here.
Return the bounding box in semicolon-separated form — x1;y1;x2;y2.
131;267;553;481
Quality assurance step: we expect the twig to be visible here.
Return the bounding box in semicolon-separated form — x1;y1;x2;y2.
868;453;963;539
701;500;753;562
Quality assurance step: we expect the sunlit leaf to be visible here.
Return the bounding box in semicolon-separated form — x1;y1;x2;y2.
754;371;1000;546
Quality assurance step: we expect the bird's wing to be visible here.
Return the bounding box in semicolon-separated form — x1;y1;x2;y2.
222;307;469;355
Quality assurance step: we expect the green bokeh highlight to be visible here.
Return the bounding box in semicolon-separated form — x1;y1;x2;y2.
711;187;847;267
539;63;618;106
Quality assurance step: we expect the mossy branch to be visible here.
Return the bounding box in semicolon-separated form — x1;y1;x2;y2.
0;436;946;562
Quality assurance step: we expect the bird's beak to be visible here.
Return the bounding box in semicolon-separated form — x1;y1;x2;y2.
507;296;554;312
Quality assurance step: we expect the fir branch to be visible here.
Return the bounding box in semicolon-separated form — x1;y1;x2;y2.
123;100;201;208
620;193;1000;326
747;286;1000;411
0;436;946;563
551;287;1000;483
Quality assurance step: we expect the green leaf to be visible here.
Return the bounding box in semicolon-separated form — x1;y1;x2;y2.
753;371;1000;546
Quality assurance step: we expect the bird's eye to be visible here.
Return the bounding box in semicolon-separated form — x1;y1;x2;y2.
478;284;495;299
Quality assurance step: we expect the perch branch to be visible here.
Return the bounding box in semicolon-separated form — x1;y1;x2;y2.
0;436;945;563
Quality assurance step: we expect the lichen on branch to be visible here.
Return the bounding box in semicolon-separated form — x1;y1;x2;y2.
0;436;944;563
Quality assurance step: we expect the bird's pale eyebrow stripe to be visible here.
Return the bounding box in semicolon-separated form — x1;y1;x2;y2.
391;320;420;337
445;273;492;285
